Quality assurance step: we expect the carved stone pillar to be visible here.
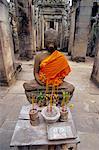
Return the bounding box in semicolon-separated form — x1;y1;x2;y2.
0;0;15;85
35;7;39;50
71;1;93;62
56;22;58;32
45;21;49;31
91;33;99;87
41;15;45;49
68;8;76;55
38;16;42;49
15;0;34;59
60;20;63;49
32;5;36;53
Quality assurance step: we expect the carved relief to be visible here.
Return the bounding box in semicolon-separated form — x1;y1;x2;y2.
36;0;65;5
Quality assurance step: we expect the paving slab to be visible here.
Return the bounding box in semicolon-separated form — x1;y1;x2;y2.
0;86;9;99
1;94;28;106
78;132;99;150
72;114;96;134
1;120;16;131
8;81;25;94
0;129;13;150
93;115;99;133
6;102;29;121
0;103;13;127
16;72;33;81
70;100;98;114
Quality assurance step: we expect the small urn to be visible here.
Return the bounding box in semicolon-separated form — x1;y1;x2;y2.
60;107;68;121
29;109;39;126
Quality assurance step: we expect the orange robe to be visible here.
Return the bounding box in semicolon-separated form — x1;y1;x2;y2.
39;50;71;86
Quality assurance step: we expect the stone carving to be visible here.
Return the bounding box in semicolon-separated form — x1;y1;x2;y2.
37;0;66;5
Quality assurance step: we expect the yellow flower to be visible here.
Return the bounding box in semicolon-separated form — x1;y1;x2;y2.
69;104;74;109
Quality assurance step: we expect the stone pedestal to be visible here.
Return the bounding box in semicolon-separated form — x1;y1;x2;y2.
0;0;15;85
23;80;75;104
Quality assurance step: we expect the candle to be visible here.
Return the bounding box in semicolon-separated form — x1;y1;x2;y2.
45;81;49;111
32;96;35;110
53;85;58;105
56;85;59;101
46;81;48;94
53;85;56;95
62;99;65;112
65;92;70;105
57;85;58;95
61;91;65;111
50;94;53;112
53;85;55;100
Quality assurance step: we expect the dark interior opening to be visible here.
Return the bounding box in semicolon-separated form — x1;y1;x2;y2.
50;21;54;29
86;2;98;57
92;2;98;17
91;2;98;27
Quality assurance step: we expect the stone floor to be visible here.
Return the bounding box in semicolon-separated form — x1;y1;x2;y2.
0;56;99;150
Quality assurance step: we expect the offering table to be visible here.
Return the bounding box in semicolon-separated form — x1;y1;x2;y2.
10;105;80;150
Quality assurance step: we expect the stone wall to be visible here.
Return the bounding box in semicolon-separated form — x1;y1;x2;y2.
0;0;15;85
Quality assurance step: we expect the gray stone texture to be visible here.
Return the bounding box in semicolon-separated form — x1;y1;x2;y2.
70;0;94;61
91;35;99;87
0;0;15;85
35;0;70;50
15;0;34;59
68;8;76;55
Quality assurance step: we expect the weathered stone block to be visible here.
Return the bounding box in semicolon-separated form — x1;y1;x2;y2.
0;0;16;86
71;40;87;61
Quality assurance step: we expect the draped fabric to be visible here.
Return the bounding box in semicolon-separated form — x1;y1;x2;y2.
39;50;71;86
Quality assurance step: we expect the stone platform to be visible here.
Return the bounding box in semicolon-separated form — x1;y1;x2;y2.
10;105;80;150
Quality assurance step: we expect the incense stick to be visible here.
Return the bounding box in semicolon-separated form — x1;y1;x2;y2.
32;96;35;110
